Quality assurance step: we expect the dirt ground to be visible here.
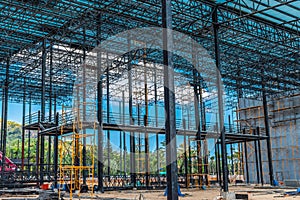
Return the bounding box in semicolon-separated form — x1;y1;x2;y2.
1;186;300;199
88;185;300;200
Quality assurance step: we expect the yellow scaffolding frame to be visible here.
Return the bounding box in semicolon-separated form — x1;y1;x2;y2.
58;104;96;199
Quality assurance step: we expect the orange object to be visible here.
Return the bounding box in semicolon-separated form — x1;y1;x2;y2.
41;183;49;190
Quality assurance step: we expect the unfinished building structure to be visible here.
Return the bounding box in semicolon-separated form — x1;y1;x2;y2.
0;0;299;199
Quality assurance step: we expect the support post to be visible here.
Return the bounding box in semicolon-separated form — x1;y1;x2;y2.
213;7;228;192
97;75;104;192
48;43;53;173
40;39;47;184
106;60;111;177
82;27;87;185
243;129;249;184
253;129;260;184
262;80;274;185
54;113;59;188
21;79;26;170
257;127;264;185
162;0;178;198
128;38;136;187
28;93;32;173
1;58;9;172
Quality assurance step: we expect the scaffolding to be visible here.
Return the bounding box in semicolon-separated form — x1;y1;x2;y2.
58;102;96;198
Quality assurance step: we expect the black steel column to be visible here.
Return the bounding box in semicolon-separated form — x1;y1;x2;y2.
97;72;104;192
128;38;136;187
122;91;126;175
253;129;260;184
82;27;87;185
40;39;47;184
154;64;160;179
257;127;264;185
162;0;178;198
106;61;111;177
230;144;234;175
243;129;249;184
21;79;26;170
262;77;274;185
48;44;53;173
183;119;188;188
213;7;228;192
193;70;202;177
144;55;149;187
1;58;9;172
54;113;59;188
28;93;32;173
0;89;4;152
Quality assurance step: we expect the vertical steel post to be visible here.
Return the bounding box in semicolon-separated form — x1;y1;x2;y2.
40;39;47;184
253;129;260;184
82;27;87;185
97;59;104;192
154;63;160;179
257;127;264;185
183;119;188;188
106;59;111;177
128;38;136;187
1;58;9;172
193;70;202;179
48;43;53;174
162;0;178;198
144;53;149;187
54;113;59;188
28;93;32;173
212;7;228;192
122;91;126;175
243;129;249;184
21;78;26;170
262;76;274;185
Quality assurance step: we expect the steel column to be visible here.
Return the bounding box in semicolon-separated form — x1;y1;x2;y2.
21;79;26;170
243;129;249;184
82;27;87;185
253;129;260;184
162;0;178;198
54;113;59;188
128;38;136;187
1;58;9;172
213;7;228;192
262;81;274;185
40;39;47;184
257;127;264;185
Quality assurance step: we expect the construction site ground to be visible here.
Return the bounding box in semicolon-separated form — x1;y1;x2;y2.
1;185;300;199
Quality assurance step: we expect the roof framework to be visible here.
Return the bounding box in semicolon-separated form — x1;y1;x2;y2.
0;0;299;105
